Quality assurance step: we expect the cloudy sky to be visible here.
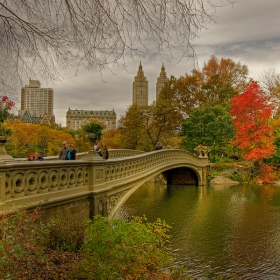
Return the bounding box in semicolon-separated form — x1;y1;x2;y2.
47;0;280;126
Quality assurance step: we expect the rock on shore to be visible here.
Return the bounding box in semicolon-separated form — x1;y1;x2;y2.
210;176;239;186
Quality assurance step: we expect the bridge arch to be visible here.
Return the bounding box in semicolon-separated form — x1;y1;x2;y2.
104;151;209;218
163;167;198;185
107;165;202;219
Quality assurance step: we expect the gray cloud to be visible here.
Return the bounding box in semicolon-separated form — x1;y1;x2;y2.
39;0;280;125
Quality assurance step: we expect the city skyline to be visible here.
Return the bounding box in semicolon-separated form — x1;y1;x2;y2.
13;0;280;126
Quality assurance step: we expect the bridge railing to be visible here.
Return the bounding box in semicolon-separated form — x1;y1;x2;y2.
0;149;210;216
0;149;148;205
14;149;145;162
103;149;209;184
0;160;91;205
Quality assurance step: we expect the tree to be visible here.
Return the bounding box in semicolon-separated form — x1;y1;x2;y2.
101;129;122;149
198;55;249;95
267;117;280;164
118;105;146;150
0;96;14;136
230;81;276;182
118;101;182;151
230;81;275;161
5;120;76;157
260;68;280;112
0;0;236;93
152;99;183;146
180;104;235;157
159;75;199;116
80;118;107;150
81;119;106;139
159;56;249;115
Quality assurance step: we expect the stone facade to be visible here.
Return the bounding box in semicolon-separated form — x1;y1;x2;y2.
66;108;117;131
156;64;168;100
132;62;149;106
38;195;93;223
19;79;55;121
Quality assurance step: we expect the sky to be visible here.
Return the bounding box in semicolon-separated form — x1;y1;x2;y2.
36;0;280;126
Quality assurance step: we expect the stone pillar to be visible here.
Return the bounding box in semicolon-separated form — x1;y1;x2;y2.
0;136;14;162
82;148;104;162
200;166;208;186
0;171;6;203
93;194;108;217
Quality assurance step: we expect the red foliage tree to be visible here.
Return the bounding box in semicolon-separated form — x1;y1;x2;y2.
230;81;276;182
230;81;275;161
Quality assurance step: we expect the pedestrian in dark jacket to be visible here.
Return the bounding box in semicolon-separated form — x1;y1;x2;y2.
155;142;163;150
102;144;109;159
67;144;76;160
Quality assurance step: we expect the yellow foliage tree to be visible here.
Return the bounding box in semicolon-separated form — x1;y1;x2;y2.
101;129;122;149
5;121;77;158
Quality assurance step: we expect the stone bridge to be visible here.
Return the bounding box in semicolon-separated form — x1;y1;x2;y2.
0;149;210;220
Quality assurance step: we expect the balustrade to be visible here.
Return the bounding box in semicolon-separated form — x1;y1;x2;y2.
0;149;210;219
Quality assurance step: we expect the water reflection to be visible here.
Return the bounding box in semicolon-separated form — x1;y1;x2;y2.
115;181;280;279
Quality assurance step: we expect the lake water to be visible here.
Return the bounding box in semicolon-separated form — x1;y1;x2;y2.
115;181;280;279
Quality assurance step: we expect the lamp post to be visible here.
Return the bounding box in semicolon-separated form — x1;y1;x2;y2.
88;132;98;150
82;132;103;160
213;141;216;162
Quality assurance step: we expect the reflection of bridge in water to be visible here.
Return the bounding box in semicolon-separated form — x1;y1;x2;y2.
0;149;210;220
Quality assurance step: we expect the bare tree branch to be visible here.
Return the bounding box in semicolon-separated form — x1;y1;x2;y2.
260;69;280;111
0;0;236;93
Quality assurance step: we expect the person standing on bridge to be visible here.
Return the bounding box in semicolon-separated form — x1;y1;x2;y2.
34;152;43;161
59;141;69;160
96;142;102;157
102;144;109;159
155;142;163;150
66;144;76;160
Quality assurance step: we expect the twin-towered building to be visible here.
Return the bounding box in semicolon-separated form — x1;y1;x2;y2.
132;62;168;106
17;63;168;129
66;62;168;130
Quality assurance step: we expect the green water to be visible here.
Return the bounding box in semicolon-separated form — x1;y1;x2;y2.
115;182;280;279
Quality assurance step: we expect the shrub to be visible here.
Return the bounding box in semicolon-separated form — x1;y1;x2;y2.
0;206;85;279
1;207;186;279
229;171;242;182
46;217;85;252
212;162;236;172
0;206;49;279
68;215;176;280
257;163;276;183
